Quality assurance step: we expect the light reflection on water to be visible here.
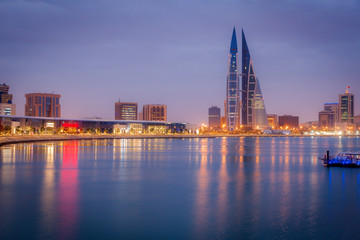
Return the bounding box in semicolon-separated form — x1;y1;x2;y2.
1;137;360;239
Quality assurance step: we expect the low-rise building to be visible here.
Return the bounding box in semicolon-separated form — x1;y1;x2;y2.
0;115;186;134
278;115;299;129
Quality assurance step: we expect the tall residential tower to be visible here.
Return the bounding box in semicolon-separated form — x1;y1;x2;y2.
225;28;241;131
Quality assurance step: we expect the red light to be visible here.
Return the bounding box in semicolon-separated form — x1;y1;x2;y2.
62;122;79;128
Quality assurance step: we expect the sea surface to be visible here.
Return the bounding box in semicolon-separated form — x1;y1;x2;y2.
1;137;360;239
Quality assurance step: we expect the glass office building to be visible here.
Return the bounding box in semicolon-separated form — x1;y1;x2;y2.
339;87;354;123
225;28;241;131
241;30;268;129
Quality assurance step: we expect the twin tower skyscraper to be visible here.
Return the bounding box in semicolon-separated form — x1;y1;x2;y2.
225;28;269;131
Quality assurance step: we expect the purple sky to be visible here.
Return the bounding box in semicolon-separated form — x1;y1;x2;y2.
1;0;359;125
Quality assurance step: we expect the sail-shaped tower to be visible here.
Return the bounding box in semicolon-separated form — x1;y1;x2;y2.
252;79;269;129
241;30;269;129
225;28;241;131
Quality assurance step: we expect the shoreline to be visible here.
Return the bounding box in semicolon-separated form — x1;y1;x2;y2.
0;134;358;147
0;134;216;147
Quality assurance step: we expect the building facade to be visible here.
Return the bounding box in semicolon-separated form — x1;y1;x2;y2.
241;30;268;129
267;114;278;130
138;111;143;121
225;28;241;131
143;104;167;121
0;83;13;104
115;102;138;120
208;106;221;129
355;115;360;132
0;104;16;116
324;103;340;123
278;115;299;129
319;110;335;129
339;86;354;123
354;115;360;124
25;93;61;118
0;83;16;115
0;115;186;134
302;121;318;130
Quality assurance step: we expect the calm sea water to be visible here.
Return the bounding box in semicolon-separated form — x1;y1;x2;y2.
1;137;360;239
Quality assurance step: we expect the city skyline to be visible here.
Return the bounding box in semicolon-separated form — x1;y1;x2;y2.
1;0;359;125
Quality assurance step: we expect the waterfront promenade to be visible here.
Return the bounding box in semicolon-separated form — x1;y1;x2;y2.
0;134;216;147
1;133;358;147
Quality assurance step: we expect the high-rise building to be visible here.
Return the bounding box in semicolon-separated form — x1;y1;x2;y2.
225;28;241;131
0;83;13;104
267;114;278;130
115;101;138;120
278;115;299;129
241;30;268;129
143;104;167;121
317;103;339;129
324;103;340;123
25;93;60;118
339;86;354;123
319;111;335;129
0;83;16;115
208;106;221;129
